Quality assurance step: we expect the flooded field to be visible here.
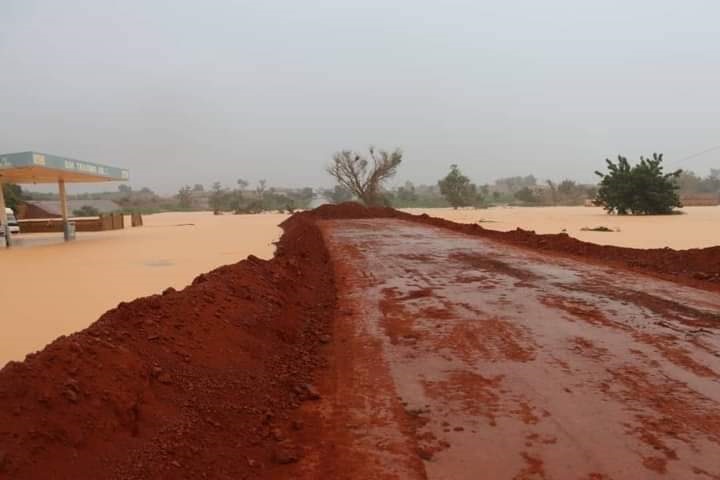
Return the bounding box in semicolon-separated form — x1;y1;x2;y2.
0;211;287;366
406;206;720;249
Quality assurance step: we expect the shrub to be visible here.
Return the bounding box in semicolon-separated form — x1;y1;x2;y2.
595;153;682;215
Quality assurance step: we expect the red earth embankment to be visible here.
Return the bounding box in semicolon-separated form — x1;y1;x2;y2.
301;203;720;290
0;214;334;479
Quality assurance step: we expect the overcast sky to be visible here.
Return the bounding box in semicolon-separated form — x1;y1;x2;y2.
1;0;719;193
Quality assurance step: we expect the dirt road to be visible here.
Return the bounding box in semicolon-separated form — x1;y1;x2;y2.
292;219;720;480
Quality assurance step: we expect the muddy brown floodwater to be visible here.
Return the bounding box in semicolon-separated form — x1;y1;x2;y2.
289;218;720;480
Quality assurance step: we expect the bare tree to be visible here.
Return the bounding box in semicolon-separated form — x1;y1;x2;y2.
326;147;403;206
546;180;558;206
255;179;267;197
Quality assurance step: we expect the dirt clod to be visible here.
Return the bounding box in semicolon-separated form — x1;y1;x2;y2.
302;383;321;400
272;444;300;465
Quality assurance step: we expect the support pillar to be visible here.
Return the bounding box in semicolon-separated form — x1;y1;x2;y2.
59;179;72;241
0;182;10;247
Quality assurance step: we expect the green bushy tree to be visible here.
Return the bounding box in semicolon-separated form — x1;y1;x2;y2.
2;183;24;210
595;153;682;215
513;186;540;204
438;164;478;209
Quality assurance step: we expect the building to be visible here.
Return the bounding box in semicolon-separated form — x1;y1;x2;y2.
18;200;122;219
0;151;128;245
680;193;720;206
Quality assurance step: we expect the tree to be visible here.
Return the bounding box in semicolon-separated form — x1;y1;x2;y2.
192;184;204;192
595;153;682;215
251;180;267;210
209;181;227;213
322;185;354;204
291;187;315;209
546;180;558;206
118;184;132;194
262;190;295;213
708;169;720;192
479;184;490;198
677;170;720;194
438;164;478;209
326;147;402;206
256;179;267;196
396;181;418;204
557;180;577;196
494;175;537;193
225;179;249;212
2;183;24;210
514;186;540;204
555;179;588;205
177;185;193;209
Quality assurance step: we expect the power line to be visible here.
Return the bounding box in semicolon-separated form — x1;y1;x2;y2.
668;145;720;166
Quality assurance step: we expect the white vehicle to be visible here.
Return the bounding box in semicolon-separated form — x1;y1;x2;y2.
1;207;20;235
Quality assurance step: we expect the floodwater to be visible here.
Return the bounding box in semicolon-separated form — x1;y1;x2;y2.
295;218;720;479
406;206;720;249
0;211;287;366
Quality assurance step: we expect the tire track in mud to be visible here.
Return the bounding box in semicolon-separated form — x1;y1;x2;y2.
287;218;720;480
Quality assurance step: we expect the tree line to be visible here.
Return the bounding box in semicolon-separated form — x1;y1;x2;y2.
325;147;717;215
3;148;717;216
324;147;599;210
2;181;315;215
176;180;314;214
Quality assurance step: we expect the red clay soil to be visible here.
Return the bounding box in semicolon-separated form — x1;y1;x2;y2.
287;215;720;479
0;214;335;479
1;203;719;479
301;203;720;290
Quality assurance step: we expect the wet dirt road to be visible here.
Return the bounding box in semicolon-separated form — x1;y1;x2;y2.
292;219;720;480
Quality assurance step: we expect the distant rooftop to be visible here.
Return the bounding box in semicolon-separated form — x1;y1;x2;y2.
0;151;129;183
23;200;122;218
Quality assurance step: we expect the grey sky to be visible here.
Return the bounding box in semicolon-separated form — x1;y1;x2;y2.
1;0;718;193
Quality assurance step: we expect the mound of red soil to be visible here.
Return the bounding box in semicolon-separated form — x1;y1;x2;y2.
0;214;334;479
302;203;720;290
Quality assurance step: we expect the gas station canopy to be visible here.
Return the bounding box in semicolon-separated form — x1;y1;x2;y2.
0;151;129;247
0;151;129;183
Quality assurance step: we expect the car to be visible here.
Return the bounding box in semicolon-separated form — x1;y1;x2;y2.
1;207;20;235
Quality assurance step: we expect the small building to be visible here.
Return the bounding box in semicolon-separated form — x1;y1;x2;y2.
680;194;720;207
18;200;121;219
